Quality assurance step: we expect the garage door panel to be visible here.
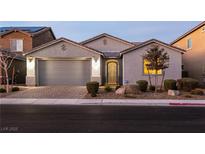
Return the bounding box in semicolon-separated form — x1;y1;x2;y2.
38;60;91;85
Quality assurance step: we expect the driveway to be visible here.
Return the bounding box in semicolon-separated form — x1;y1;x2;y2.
2;86;87;99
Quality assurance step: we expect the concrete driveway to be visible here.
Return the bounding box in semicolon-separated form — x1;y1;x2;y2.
2;86;87;99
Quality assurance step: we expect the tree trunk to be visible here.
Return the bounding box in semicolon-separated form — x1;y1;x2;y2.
160;70;165;90
147;69;152;86
155;70;157;93
5;68;9;93
12;66;15;86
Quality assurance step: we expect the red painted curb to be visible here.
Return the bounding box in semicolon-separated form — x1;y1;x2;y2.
170;103;205;106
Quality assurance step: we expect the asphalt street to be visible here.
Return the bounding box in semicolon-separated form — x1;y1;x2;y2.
0;104;205;133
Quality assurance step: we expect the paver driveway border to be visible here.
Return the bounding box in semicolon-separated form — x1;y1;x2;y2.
0;98;205;107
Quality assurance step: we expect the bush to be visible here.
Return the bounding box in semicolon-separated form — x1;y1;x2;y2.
164;79;177;91
104;84;112;92
190;89;204;95
177;78;199;91
149;85;155;91
86;81;99;97
136;80;148;92
0;88;6;93
12;87;20;92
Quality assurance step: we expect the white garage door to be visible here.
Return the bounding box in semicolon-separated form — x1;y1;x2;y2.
38;60;91;86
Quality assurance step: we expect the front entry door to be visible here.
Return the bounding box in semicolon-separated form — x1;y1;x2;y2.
107;61;118;84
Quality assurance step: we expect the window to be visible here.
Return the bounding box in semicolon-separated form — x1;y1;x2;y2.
143;59;162;75
10;39;23;52
103;39;107;45
187;38;192;49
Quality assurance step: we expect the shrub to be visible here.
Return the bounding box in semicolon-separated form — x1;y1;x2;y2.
86;81;99;97
190;89;204;95
164;79;177;91
176;79;183;90
12;87;20;92
104;84;112;92
90;91;97;97
136;80;148;92
149;85;155;92
0;88;6;93
177;78;199;91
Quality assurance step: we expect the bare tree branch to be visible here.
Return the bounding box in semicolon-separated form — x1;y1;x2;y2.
0;49;16;93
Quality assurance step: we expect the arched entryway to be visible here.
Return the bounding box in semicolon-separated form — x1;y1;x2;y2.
106;60;119;85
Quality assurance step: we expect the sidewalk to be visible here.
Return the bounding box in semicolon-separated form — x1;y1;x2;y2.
1;98;205;106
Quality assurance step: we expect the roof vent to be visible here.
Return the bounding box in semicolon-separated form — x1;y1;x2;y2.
103;39;107;45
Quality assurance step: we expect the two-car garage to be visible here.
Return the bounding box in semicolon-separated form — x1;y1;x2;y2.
38;59;91;86
25;38;102;86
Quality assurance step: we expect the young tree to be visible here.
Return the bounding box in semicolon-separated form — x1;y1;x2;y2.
143;44;169;92
0;49;16;93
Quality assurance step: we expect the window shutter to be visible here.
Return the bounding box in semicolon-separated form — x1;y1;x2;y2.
16;40;23;51
10;40;16;51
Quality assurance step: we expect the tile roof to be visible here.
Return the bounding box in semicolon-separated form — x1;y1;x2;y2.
103;52;120;58
0;27;56;39
80;33;136;46
0;27;45;34
131;42;142;46
121;39;185;55
0;48;25;61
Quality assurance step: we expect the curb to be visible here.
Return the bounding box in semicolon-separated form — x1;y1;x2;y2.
1;98;205;107
169;102;205;106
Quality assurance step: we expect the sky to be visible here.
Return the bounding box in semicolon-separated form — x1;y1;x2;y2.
0;21;201;43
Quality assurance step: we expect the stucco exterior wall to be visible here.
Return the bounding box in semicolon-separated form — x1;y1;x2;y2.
26;41;102;86
29;41;100;58
123;43;182;85
172;26;205;82
83;36;133;52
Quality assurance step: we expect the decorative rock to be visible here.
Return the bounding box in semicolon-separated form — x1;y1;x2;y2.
124;85;141;94
168;90;180;96
115;87;125;95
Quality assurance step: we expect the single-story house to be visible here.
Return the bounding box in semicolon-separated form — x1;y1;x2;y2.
24;33;185;86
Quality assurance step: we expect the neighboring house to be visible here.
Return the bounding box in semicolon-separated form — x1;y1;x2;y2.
24;33;184;86
171;21;205;84
0;27;56;84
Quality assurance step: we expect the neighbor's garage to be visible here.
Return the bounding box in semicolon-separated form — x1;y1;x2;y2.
38;59;91;86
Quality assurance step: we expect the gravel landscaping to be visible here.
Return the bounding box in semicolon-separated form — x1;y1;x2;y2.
85;87;205;100
0;86;205;100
